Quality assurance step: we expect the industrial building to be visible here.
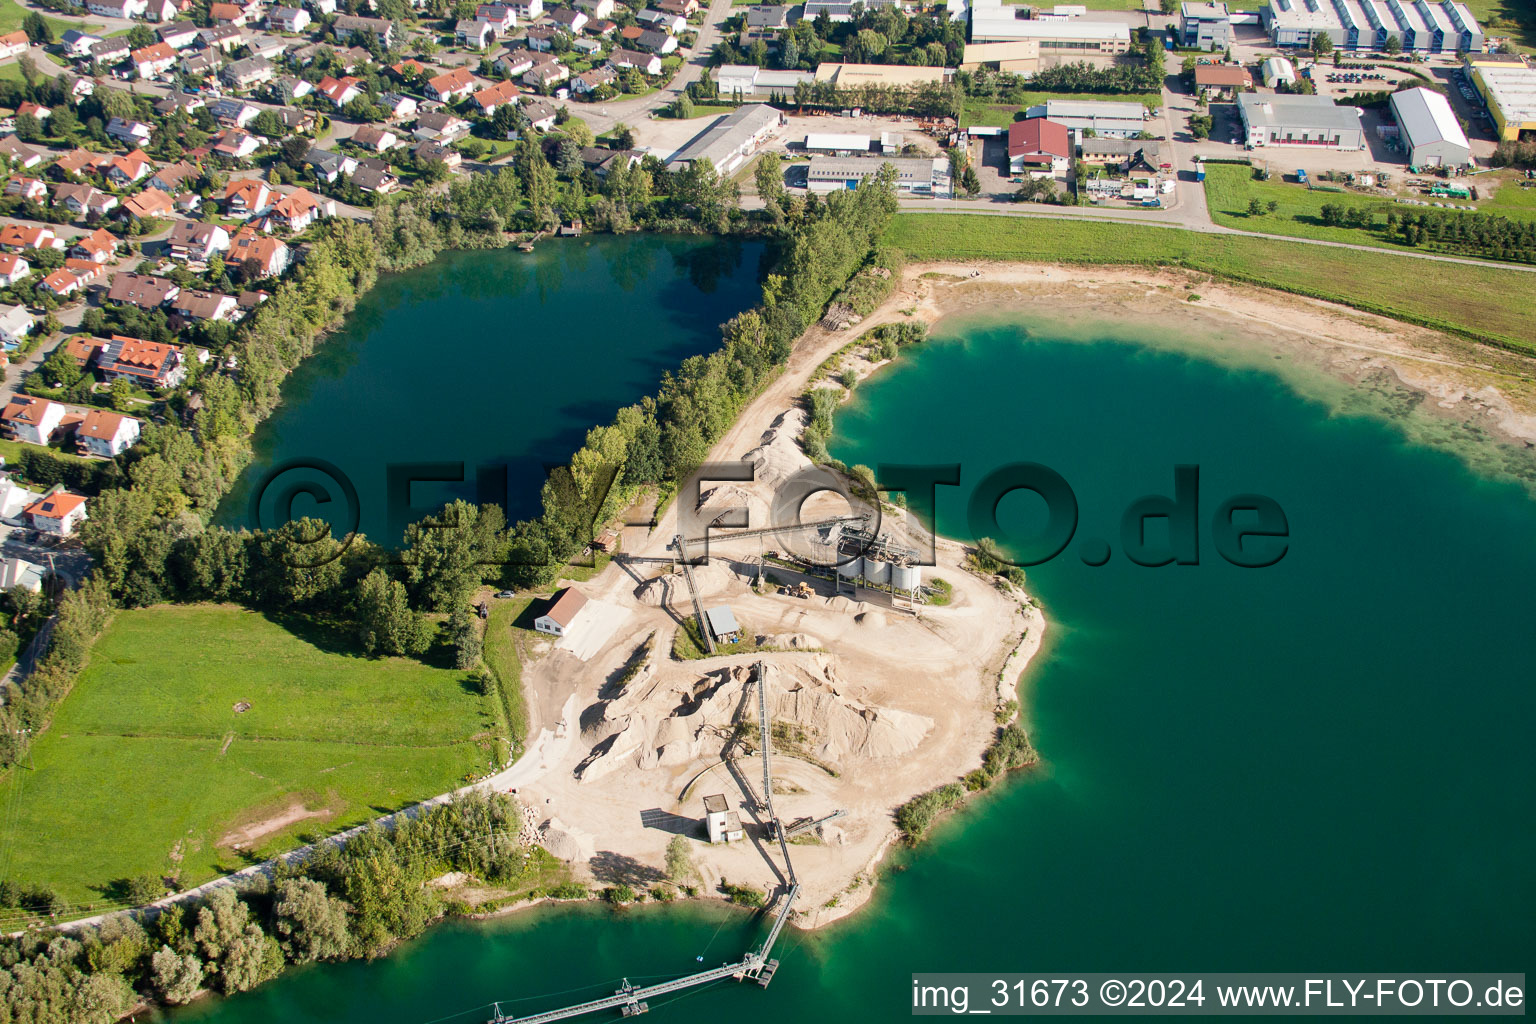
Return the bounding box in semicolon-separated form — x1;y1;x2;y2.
1262;55;1297;88
969;0;1132;52
714;63;814;99
959;40;1040;73
702;794;743;844
1237;92;1365;149
666;103;782;173
1025;98;1148;138
812;62;954;87
806;155;950;196
1007;118;1072;174
1470;63;1536;142
1389;86;1470;167
803;132;873;155
534;587;588;636
1260;0;1483;54
1179;1;1232;51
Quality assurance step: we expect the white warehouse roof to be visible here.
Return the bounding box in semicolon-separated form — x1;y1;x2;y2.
1390;87;1468;151
804;133;871;151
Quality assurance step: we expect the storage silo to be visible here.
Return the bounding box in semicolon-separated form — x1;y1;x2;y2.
837;556;864;581
890;562;921;592
863;559;891;586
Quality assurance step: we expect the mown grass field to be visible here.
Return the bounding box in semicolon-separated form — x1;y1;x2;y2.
1461;0;1536;52
963;93;1163;128
885;212;1536;354
0;0;101;38
0;605;506;909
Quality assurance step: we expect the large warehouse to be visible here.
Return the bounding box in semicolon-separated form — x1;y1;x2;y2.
969;0;1132;52
1024;98;1148;138
1471;64;1536;142
666;104;782;173
1237;92;1366;149
1260;0;1482;54
1389;87;1470;167
806;155;950;197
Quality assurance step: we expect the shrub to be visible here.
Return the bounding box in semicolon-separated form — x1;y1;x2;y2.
721;882;765;907
895;782;966;841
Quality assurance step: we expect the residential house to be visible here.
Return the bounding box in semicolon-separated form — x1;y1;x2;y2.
222;55;274;90
106;273;180;309
278;108;318;134
523;60;569;89
0;396;64;444
412;140;462;169
636;9;684;34
609;48;661;75
305;147;357;182
309;0;337;12
350;125;400;152
15;102;50;121
351;163;399;194
1193;63;1251;98
3;177;47;202
0;136;44;169
198;24;245;51
224;178;273;218
0;557;46;592
70;227;118;263
179;50;222;76
570;36;600;54
131;41;177;78
413;110;471;141
473;78;520;115
635;28;677;53
493;47;538;76
213;129;261;160
378;91;418;119
508;0;542;17
148;160;199;193
170;289;239;321
0;224;62;252
586;18;617;36
105;117;154;147
525;24;563;51
153;94;202;121
571;65;616;95
0;31;30;60
120;188;175;219
424;67;479;102
271;75;315;103
70;78;94;99
334;14;395;46
97;334;186;387
658;0;698;14
269;5;310;31
0;305;33;349
1007;117;1071;175
86;0;147;18
575;0;614;15
263;188;333;232
209;1;247;24
580;146;641;178
456;19;495;48
24;492;88;537
77;410;141;457
60;29;103;57
316;75;364;108
38;261;106;299
156;20;201;47
89;38;131;64
106;150;154;187
52;182;118;218
476;4;517;31
0;253;28;286
209;98;261;127
550;7;589;32
228;226;289;276
142;0;180;21
168;220;230;261
521;98;558;129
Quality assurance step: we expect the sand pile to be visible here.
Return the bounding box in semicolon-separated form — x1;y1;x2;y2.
575;659;930;782
633;562;738;607
743;408;814;492
757;633;821;649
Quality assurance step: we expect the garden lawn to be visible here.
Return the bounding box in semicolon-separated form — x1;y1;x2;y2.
0;604;507;910
0;0;102;38
963;92;1163;128
885;212;1536;353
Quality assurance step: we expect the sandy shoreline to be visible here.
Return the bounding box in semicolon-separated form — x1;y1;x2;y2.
470;259;1536;939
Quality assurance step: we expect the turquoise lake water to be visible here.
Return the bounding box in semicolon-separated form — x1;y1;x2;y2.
216;235;766;545
178;302;1536;1023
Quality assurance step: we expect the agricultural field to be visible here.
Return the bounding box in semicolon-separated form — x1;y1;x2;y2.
885;212;1536;353
0;604;509;911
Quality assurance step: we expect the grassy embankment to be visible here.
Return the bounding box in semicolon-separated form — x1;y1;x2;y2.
885;212;1536;355
0;604;511;906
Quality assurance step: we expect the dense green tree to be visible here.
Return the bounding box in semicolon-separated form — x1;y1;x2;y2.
273;878;352;964
354;567;433;656
149;945;204;1004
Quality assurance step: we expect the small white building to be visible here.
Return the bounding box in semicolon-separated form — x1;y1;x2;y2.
24;491;88;536
703;793;743;843
0;556;45;591
77;409;141;458
0;474;39;521
534;587;588;636
705;605;741;644
0;304;34;350
1261;55;1296;90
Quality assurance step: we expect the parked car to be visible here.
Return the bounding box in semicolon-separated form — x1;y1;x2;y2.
494;590;515;599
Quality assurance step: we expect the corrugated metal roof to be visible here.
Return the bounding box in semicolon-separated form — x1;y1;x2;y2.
1390;87;1468;150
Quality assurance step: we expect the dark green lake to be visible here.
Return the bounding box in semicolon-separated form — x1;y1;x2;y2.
181;304;1536;1023
216;235;766;545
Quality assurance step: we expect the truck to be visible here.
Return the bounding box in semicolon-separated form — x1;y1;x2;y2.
1296;168;1308;184
1195;160;1206;182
